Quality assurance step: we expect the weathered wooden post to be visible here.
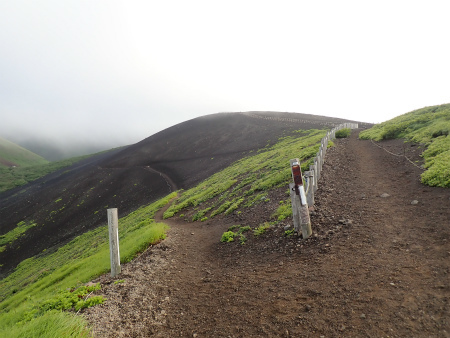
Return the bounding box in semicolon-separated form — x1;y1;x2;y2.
289;182;300;232
107;208;121;277
309;164;317;193
289;159;312;239
304;170;315;206
313;160;319;192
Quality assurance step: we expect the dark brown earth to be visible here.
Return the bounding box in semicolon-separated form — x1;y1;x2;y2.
84;130;450;337
0;112;360;278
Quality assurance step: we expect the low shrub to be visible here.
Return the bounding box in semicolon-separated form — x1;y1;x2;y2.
335;128;351;138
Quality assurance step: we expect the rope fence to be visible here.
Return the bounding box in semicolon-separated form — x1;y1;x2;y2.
370;139;424;171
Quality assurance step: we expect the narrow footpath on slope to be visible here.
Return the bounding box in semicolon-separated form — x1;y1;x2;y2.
85;130;450;338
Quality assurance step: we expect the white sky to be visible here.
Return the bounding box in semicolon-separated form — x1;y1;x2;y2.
0;0;449;150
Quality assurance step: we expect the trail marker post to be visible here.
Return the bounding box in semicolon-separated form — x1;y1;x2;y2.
289;159;312;239
107;208;121;277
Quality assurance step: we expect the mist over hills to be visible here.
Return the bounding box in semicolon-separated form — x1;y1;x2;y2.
4;136;129;162
0;112;360;278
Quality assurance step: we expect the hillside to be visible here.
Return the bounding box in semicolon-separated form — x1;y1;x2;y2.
0;108;448;337
0;136;48;168
360;103;450;187
0;112;358;278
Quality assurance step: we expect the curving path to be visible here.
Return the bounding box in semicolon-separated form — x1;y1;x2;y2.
85;131;449;337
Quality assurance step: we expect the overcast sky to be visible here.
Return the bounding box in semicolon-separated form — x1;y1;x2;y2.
1;0;449;154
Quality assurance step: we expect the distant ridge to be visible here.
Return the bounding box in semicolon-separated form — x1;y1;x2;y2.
0;136;48;167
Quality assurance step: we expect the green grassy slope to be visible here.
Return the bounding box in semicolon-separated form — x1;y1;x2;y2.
359;103;450;187
0;154;93;192
0;147;124;193
0;128;327;337
163;129;327;221
0;193;175;338
0;136;48;168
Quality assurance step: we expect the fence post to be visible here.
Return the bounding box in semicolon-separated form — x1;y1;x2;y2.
289;182;300;233
314;159;319;192
289;159;312;239
107;208;121;277
309;164;317;193
304;170;315;206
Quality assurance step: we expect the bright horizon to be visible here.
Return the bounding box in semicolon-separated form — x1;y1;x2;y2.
1;0;449;155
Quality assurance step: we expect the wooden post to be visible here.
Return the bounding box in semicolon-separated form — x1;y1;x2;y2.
289;159;312;239
316;154;321;182
313;160;319;192
107;208;121;277
319;148;323;174
310;164;317;193
289;183;300;233
304;170;314;206
299;195;312;238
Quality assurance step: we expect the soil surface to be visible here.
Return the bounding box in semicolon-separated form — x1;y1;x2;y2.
84;131;450;337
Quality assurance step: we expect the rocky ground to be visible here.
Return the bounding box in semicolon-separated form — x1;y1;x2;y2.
84;130;450;337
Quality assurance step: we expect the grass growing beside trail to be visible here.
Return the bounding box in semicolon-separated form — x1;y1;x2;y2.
360;103;450;187
164;129;327;220
335;128;351;138
0;192;176;338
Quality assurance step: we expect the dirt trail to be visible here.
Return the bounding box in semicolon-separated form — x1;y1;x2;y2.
85;131;450;337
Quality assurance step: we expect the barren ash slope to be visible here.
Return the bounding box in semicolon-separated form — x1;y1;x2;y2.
0;111;359;278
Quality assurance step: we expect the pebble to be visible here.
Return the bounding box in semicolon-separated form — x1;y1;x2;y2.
411;200;419;205
380;193;390;198
338;219;353;226
360;313;366;319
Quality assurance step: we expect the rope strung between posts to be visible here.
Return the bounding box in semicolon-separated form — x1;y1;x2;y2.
370;140;424;171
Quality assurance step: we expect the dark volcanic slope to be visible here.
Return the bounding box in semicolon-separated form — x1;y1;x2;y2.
103;112;358;189
0;112;361;277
